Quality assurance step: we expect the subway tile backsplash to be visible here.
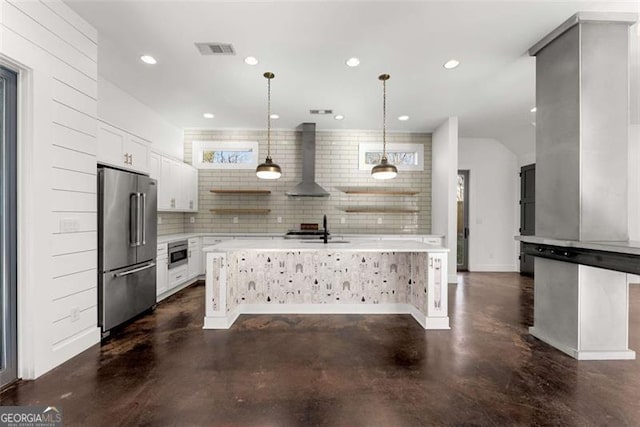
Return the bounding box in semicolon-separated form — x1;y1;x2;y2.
157;212;186;235
160;128;431;235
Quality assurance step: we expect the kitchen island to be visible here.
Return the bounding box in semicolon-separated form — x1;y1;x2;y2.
202;239;450;329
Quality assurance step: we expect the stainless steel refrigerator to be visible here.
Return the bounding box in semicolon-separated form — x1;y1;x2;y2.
98;166;157;334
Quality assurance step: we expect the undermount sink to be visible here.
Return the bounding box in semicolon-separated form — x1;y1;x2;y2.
301;240;350;244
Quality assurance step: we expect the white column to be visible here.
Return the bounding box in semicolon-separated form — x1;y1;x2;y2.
431;117;458;283
530;258;635;360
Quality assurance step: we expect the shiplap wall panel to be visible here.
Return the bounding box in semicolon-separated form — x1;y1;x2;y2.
0;26;97;98
53;102;96;136
2;2;96;77
52;168;95;193
51;250;97;279
50;54;97;99
1;0;100;377
52;123;96;155
51;308;97;347
8;0;97;61
41;0;98;43
51;269;96;301
51;190;96;212
52;78;97;116
51;231;96;256
50;212;97;234
52;146;96;174
52;288;96;322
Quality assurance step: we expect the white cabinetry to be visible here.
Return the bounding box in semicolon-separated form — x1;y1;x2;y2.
168;265;188;289
186;167;198;211
156;243;168;297
98;121;149;173
156;153;198;212
149;151;161;180
188;237;202;279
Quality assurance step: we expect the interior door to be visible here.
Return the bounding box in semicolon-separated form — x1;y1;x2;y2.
519;164;536;276
0;67;18;388
457;170;470;271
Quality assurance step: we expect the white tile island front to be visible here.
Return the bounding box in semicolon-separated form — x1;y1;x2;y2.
203;240;450;330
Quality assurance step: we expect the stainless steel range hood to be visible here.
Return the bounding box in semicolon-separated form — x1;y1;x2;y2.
286;122;330;197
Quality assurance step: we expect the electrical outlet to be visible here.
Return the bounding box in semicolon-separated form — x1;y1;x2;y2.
59;218;79;233
277;217;282;224
340;217;346;224
158;216;163;225
377;218;382;224
190;217;195;224
233;217;239;224
70;307;80;322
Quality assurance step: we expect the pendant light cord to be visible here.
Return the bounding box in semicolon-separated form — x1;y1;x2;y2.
267;75;272;158
382;77;387;161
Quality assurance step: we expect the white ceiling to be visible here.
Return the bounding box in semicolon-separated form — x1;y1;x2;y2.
66;0;639;159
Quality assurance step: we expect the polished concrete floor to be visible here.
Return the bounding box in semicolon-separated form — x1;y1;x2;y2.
2;273;640;426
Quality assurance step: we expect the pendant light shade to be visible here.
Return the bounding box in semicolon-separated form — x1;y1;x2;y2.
372;74;397;180
256;157;281;179
256;72;281;180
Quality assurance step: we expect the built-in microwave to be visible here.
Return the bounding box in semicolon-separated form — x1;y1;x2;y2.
168;240;188;269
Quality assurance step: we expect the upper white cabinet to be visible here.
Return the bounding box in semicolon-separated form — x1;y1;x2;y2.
154;152;198;212
97;121;149;173
186;166;198;211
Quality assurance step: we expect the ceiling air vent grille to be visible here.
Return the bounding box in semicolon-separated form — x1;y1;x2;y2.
309;109;333;115
195;42;236;55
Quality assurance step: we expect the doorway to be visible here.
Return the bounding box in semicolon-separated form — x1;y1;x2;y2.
519;164;536;276
0;66;18;388
457;170;469;271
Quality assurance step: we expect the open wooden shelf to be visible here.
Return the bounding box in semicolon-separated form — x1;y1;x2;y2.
339;206;419;214
339;187;420;196
210;209;271;215
210;189;271;195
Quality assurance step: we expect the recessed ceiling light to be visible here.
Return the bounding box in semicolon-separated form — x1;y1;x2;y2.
203;113;214;119
334;115;344;120
398;115;410;121
244;56;259;65
443;59;459;69
270;114;279;119
531;122;536;127
140;55;157;65
530;107;537;113
346;57;360;67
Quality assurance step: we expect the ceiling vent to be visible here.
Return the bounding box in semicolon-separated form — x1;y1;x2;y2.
309;109;333;115
195;42;236;55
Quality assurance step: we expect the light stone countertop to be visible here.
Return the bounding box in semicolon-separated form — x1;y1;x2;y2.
157;232;281;244
516;235;640;256
203;239;449;253
157;232;444;245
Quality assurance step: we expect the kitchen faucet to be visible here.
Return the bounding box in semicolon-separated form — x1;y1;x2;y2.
323;214;328;244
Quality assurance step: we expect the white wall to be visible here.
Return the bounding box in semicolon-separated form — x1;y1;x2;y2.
0;0;100;378
98;76;183;160
459;138;519;272
628;124;640;284
432;117;458;283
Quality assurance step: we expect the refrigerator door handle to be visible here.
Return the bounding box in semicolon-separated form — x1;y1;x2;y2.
141;192;147;245
112;262;156;278
129;193;138;247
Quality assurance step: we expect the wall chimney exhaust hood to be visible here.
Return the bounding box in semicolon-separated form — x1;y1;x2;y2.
286;123;330;197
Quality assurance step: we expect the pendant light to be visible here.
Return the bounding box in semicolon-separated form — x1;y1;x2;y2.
256;72;282;179
371;73;398;180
